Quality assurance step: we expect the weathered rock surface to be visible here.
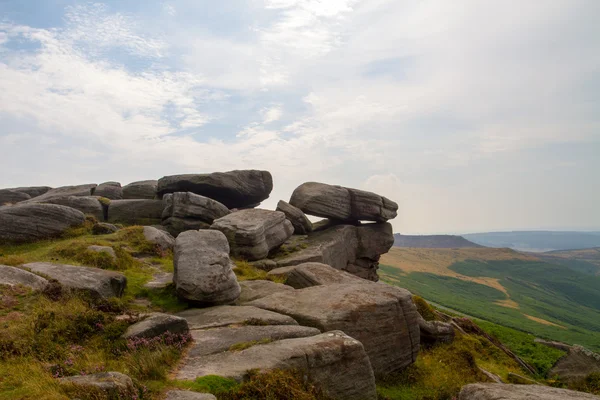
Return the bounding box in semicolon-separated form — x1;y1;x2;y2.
0;203;85;243
6;186;52;198
22;184;97;203
276;200;312;234
165;391;216;400
122;180;157;199
290;182;398;222
162;192;230;236
177;305;297;329
0;189;31;205
107;199;165;225
210;209;294;261
418;316;455;346
458;383;599;399
268;262;367;289
249;283;420;376
549;346;600;383
92;222;119;235
94;181;123;200
175;331;377;400
173;230;240;305
59;372;135;398
87;245;117;261
187;325;320;357
123;313;189;339
23;262;126;299
0;265;49;291
157;170;273;209
238;280;295;303
274;223;394;281
40;196;104;220
143;226;175;252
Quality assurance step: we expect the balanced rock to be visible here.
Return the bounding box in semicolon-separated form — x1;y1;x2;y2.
176;305;296;329
0;189;31;205
123;313;189;339
40;196;104;221
22;184;97;203
94;181;123;200
23;262;126;299
0;265;49;291
173;230;240;305
290;182;397;222
162;192;230;236
248;283;420;376
157;170;273;209
458;383;599;400
0;203;85;243
122;180;157;199
268;262;367;289
276;200;312;234
59;372;135;398
175;331;377;400
238;280;295;303
165;391;216;400
143;226;175;252
107;199;165;225
210;209;294;261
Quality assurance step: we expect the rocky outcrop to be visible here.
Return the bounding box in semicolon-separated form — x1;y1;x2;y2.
458;383;599;399
0;265;49;291
22;184;97;203
176;305;297;329
210;209;294;261
0;189;31;205
248;283;420;376
0;203;85;243
165;391;216;400
107;199;165;225
289;182;398;222
40;196;104;220
92;222;119;235
59;372;135;398
123;313;189;339
157;170;273;209
143;226;175;252
276;200;312;234
122;180;157;199
175;331;377;400
23;262;126;299
173;230;240;305
237;280;295;303
5;186;52;198
548;346;600;383
268;262;367;289
418;317;455;346
162;192;230;236
94;181;123;200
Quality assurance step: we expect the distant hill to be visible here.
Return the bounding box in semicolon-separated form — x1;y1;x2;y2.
393;234;483;248
463;231;600;252
380;246;600;352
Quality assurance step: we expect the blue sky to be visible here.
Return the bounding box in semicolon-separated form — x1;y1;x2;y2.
1;0;599;234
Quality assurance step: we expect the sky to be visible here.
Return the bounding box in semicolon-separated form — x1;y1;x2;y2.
0;0;599;234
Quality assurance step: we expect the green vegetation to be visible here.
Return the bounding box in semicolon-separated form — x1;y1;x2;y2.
171;375;239;395
233;260;285;283
412;296;437;321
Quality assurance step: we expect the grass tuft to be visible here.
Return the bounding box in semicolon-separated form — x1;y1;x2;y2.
413;296;437;321
233;260;285;283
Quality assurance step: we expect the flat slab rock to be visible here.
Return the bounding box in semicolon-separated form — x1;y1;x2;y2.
23;262;126;299
175;330;377;400
157;170;273;209
165;391;216;400
40;196;104;221
123;313;189;339
458;383;600;399
107;199;165;225
0;265;49;291
268;262;367;289
187;325;320;357
248;282;420;376
176;305;297;329
237;280;295;304
22;184;97;203
122;180;158;200
0;203;85;243
59;372;135;397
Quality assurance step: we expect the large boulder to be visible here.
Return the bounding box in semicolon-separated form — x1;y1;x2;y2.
210;209;294;261
162;192;230;237
276;200;312;234
59;372;135;398
418;316;455;346
289;182;398;222
40;196;104;220
173;230;240;305
143;226;175;252
458;383;599;399
23;262;126;299
6;186;52;198
0;265;49;291
157;170;273;209
549;346;600;383
107;199;165;225
176;305;297;329
248;283;420;376
21;184;97;203
0;203;85;243
123;313;189;339
94;181;123;200
0;189;31;205
122;180;157;199
175;331;377;400
268;262;367;289
273;222;394;281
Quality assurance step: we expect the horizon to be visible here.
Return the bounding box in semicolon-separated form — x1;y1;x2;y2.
1;0;599;234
